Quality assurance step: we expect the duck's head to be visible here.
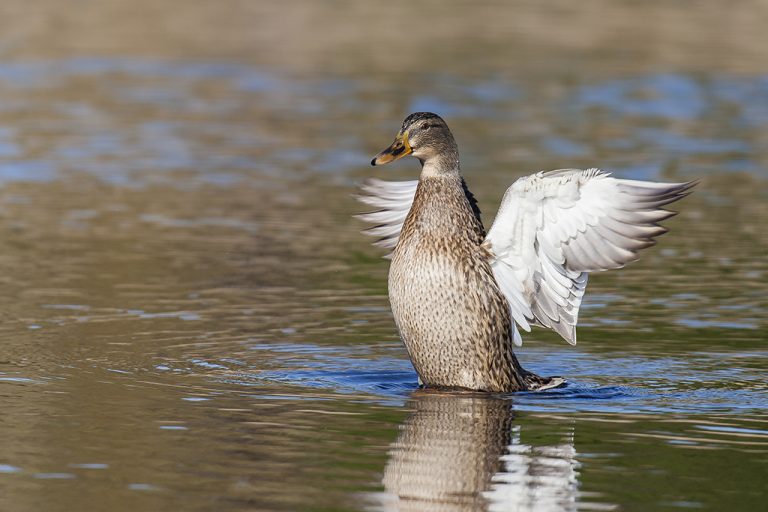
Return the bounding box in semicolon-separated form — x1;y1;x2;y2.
371;112;459;169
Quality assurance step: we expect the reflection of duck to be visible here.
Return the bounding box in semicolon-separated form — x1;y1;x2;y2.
370;391;579;512
359;112;695;391
485;427;579;512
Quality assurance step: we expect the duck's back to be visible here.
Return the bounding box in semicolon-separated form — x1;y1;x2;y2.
388;174;525;391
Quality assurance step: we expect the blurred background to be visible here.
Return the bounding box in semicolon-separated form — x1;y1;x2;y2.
0;1;766;511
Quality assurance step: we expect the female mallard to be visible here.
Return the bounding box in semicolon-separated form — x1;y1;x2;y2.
358;112;694;392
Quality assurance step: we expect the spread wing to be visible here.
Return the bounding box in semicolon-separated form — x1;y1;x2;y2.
355;179;418;255
485;168;696;346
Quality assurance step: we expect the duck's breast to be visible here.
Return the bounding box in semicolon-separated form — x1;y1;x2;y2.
388;187;513;389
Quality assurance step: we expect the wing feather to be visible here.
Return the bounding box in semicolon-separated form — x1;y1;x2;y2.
356;177;483;255
486;168;695;345
355;179;418;255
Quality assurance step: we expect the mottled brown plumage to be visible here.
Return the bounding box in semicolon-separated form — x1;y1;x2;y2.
390;174;535;391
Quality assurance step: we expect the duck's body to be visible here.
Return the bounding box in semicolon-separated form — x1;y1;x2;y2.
359;112;694;392
390;173;549;391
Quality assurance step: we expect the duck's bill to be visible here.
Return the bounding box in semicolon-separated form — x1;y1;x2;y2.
371;133;412;166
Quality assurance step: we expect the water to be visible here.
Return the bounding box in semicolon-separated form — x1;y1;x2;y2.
1;2;767;511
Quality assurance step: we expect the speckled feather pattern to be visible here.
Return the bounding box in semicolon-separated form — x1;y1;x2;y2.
389;174;535;392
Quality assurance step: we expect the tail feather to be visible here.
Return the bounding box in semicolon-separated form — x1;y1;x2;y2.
523;373;566;391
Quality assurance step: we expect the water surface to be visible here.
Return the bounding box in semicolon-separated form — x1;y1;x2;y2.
1;2;767;511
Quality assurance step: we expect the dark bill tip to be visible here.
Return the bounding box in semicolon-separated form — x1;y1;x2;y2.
370;158;377;166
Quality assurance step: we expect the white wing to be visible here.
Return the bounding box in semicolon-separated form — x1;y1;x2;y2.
485;168;696;346
355;179;418;255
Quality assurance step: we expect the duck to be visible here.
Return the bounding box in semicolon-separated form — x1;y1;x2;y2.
357;112;695;392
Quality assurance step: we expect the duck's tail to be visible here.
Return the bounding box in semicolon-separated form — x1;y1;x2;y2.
523;373;566;392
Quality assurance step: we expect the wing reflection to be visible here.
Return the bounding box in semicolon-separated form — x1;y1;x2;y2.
371;390;579;512
485;425;578;511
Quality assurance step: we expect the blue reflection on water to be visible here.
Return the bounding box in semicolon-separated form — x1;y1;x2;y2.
574;74;707;120
540;136;589;158
634;129;750;155
201;340;768;414
0;160;57;183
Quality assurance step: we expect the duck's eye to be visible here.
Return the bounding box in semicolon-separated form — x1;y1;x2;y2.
420;123;430;130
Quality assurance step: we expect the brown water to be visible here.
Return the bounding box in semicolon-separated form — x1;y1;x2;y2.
1;2;767;511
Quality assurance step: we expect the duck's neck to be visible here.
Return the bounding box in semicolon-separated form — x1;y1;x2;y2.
419;147;461;178
408;168;485;245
